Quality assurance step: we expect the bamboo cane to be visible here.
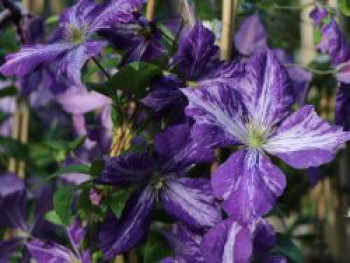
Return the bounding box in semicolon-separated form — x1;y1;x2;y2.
146;0;156;21
220;0;237;60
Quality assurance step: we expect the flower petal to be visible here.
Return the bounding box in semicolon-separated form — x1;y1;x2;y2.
200;218;253;263
181;84;248;144
90;0;143;31
212;150;286;222
161;178;221;229
67;219;85;249
95;153;153;187
27;239;73;263
0;238;23;262
241;51;295;128
234;14;268;56
58;41;107;87
99;186;156;259
265;105;350;169
0;43;71;77
57;90;111;114
0;174;25;197
155;124;214;172
175;23;219;80
165;224;205;263
336;84;350;130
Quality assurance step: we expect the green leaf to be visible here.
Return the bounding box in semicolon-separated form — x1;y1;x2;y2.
53;185;77;225
271;234;304;263
0;136;28;160
339;0;350;16
90;159;105;178
105;189;131;218
0;86;17;98
143;232;173;263
49;164;91;180
314;27;322;45
89;62;162;99
45;210;64;226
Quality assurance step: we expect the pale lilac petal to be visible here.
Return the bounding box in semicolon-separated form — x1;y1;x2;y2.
27;239;73;263
212;150;286;222
200;218;253;263
96;153;153;186
58;41;107;87
265;105;350;169
240;51;295;128
0;43;72;77
181;84;248;144
175;23;219;80
161;178;221;229
99;186;156;259
234;14;268;56
57;90;111;114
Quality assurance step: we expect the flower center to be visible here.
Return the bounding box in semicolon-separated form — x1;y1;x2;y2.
246;122;268;149
66;25;88;44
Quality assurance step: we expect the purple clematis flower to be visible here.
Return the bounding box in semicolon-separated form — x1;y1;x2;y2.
142;22;243;114
201;218;286;263
310;7;350;130
0;174;58;261
163;219;286;263
234;13;313;105
102;12;167;64
0;0;143;87
96;124;221;259
27;219;91;263
181;51;350;223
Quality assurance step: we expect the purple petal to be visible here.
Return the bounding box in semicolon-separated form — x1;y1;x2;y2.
316;19;350;65
155;124;214;172
265;105;350;169
57;90;111;114
253;219;277;256
212;150;286;222
90;0;144;32
336;84;350;130
141;75;185;112
200;218;253;263
58;41;107;87
161;178;221;229
99;186;156;259
286;64;313;105
181;84;247;145
175;23;219;80
0;190;29;232
0;238;23;262
197;61;244;89
81;250;92;263
241;51;295;128
234;14;268;56
0;43;72;77
96;153;153;187
67;219;85;249
27;239;74;263
0;174;25;197
165;224;205;263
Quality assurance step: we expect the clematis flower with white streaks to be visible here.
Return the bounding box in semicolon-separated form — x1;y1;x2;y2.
181;51;350;223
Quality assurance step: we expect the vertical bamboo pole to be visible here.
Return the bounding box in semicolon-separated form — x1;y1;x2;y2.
220;0;237;60
146;0;156;21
